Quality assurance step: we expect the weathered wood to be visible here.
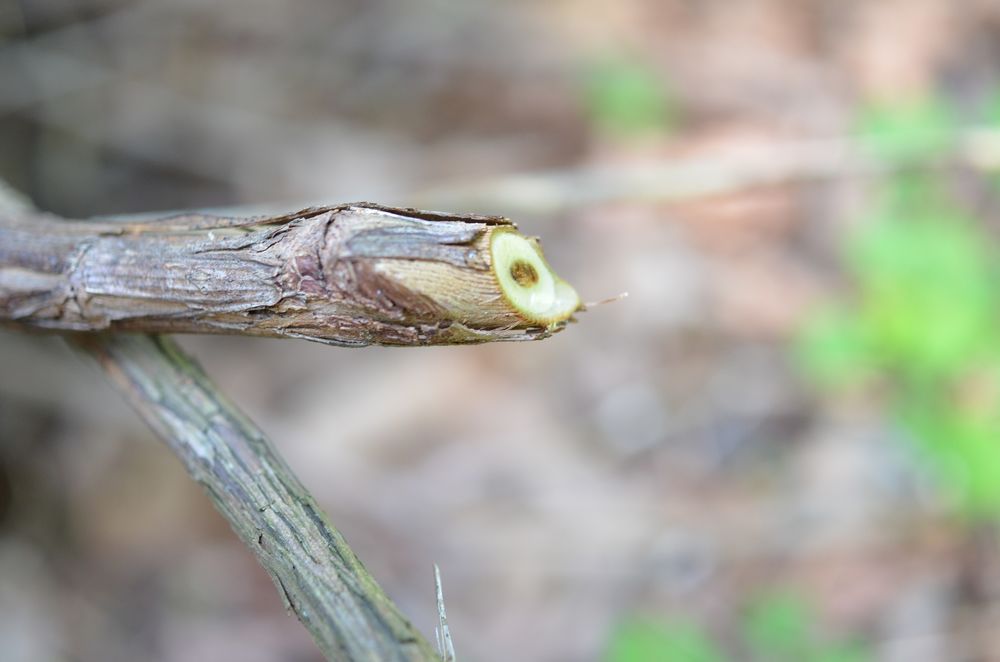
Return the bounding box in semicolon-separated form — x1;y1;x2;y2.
77;333;439;662
0;183;445;661
0;204;580;346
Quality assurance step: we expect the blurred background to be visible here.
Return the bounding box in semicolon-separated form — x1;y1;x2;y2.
3;1;1000;660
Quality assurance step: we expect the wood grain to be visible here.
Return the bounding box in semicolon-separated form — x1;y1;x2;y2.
1;203;569;346
0;185;442;661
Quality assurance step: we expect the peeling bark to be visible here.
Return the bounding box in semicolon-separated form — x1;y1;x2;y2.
1;190;583;659
0;203;578;346
0;185;445;660
77;333;439;661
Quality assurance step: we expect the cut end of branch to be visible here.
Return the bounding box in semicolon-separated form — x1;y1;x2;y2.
1;202;585;347
328;205;581;344
489;229;581;328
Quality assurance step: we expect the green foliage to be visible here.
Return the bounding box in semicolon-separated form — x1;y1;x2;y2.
900;385;1000;517
582;55;675;137
853;188;992;381
798;96;1000;517
857;96;956;161
606;593;869;662
798;181;994;387
606;619;724;662
797;305;874;388
983;87;1000;128
743;590;812;658
743;591;869;662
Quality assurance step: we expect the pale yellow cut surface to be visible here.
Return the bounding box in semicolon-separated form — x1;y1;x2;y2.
490;229;581;326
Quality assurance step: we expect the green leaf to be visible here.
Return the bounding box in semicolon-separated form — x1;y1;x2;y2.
742;591;873;662
982;87;1000;128
849;205;995;380
583;56;675;137
900;385;1000;517
796;305;874;388
606;618;726;662
743;591;812;659
858;97;956;161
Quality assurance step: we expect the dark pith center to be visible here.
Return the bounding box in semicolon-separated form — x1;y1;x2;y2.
510;260;539;287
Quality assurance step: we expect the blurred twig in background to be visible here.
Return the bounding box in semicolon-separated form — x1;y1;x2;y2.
417;128;1000;214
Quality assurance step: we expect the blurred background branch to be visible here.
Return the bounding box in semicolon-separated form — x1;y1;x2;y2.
416;127;1000;214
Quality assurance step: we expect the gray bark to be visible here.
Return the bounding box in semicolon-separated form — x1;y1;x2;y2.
0;204;564;346
77;333;439;661
0;184;439;661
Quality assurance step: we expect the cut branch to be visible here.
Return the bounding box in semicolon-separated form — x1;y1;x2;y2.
0;182;446;661
0;204;580;346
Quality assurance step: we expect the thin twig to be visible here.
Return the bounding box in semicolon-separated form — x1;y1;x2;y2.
434;564;457;662
414;128;1000;214
58;128;1000;223
77;334;439;661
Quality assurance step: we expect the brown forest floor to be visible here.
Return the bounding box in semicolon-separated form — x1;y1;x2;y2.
2;1;1000;660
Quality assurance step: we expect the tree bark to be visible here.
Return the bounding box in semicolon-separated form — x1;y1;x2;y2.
0;203;579;346
0;183;446;660
77;333;440;662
